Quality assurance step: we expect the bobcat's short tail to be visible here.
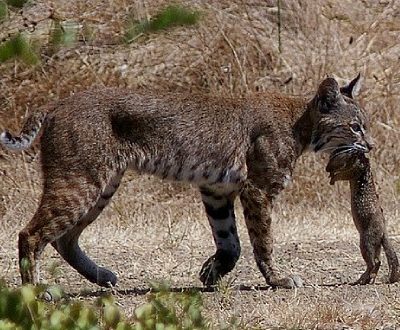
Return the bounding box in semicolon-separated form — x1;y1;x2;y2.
0;111;47;151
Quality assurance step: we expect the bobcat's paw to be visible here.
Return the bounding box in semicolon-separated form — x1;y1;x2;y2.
199;250;238;286
94;267;118;288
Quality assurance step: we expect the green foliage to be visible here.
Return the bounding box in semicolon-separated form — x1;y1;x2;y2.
0;281;103;329
48;19;78;53
0;281;212;330
6;0;28;9
0;19;79;66
0;1;8;21
134;282;208;329
124;4;200;43
0;34;39;65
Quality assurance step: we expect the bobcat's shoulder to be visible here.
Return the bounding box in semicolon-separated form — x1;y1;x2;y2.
1;75;377;289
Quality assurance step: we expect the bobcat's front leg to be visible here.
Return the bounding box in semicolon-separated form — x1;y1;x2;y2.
199;187;241;286
240;181;302;289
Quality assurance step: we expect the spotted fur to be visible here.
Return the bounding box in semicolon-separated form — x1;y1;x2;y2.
1;75;373;288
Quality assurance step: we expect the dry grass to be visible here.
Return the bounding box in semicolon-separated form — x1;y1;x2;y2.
0;0;399;328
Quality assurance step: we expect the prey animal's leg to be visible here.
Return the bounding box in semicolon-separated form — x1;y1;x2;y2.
240;181;302;289
51;173;123;287
382;234;400;283
355;232;382;285
351;211;383;285
199;187;241;286
354;208;400;284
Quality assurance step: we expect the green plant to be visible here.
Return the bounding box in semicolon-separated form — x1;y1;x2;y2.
0;280;213;329
0;33;39;65
0;1;8;21
0;280;129;329
134;282;208;329
6;0;28;9
48;19;78;53
124;4;200;43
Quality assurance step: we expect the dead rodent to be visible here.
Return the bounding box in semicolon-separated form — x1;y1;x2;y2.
326;149;400;284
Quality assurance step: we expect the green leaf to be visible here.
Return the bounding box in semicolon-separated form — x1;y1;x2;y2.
0;34;39;65
0;1;8;21
6;0;27;9
49;20;78;47
124;4;200;43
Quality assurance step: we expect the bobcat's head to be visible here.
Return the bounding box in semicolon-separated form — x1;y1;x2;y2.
309;74;374;155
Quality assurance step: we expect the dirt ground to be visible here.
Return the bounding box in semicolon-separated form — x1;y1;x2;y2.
1;158;400;329
1;0;400;329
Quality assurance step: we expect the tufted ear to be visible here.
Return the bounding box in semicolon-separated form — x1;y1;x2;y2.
340;73;362;99
316;77;343;113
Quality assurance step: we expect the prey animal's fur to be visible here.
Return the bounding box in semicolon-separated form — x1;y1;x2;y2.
327;150;400;284
1;75;373;288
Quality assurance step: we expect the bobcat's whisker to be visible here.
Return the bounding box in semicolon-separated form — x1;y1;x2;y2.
320;144;353;153
0;74;374;290
330;147;357;159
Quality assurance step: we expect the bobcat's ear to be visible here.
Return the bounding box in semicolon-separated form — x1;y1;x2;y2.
340;73;362;99
316;77;343;113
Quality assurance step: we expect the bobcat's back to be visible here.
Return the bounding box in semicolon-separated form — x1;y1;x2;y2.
2;76;381;289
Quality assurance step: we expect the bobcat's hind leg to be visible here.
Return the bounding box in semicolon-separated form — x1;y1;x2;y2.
18;173;120;286
52;173;123;287
199;186;241;286
18;195;89;286
240;181;302;289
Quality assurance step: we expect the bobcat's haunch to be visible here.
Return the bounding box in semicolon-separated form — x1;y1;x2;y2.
1;75;373;288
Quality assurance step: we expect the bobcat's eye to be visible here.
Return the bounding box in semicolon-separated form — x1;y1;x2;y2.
350;123;362;133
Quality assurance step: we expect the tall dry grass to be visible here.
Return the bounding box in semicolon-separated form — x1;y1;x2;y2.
2;0;398;223
0;1;399;327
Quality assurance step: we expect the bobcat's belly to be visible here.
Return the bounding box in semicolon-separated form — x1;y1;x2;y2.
131;156;248;186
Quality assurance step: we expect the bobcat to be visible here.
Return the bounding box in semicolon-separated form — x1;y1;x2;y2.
1;75;373;289
326;149;400;284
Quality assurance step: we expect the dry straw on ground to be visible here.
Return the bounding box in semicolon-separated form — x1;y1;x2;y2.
0;0;399;328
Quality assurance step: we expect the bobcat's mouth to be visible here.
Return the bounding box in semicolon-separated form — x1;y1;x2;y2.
328;145;365;161
313;137;371;155
353;142;370;152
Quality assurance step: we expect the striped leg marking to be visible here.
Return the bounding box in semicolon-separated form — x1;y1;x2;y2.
52;172;123;287
199;187;240;286
18;172;122;287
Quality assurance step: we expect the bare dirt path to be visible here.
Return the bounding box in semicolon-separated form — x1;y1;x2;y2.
1;171;400;328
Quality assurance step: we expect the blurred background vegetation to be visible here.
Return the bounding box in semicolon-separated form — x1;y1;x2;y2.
0;280;215;329
0;0;399;328
0;0;398;211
